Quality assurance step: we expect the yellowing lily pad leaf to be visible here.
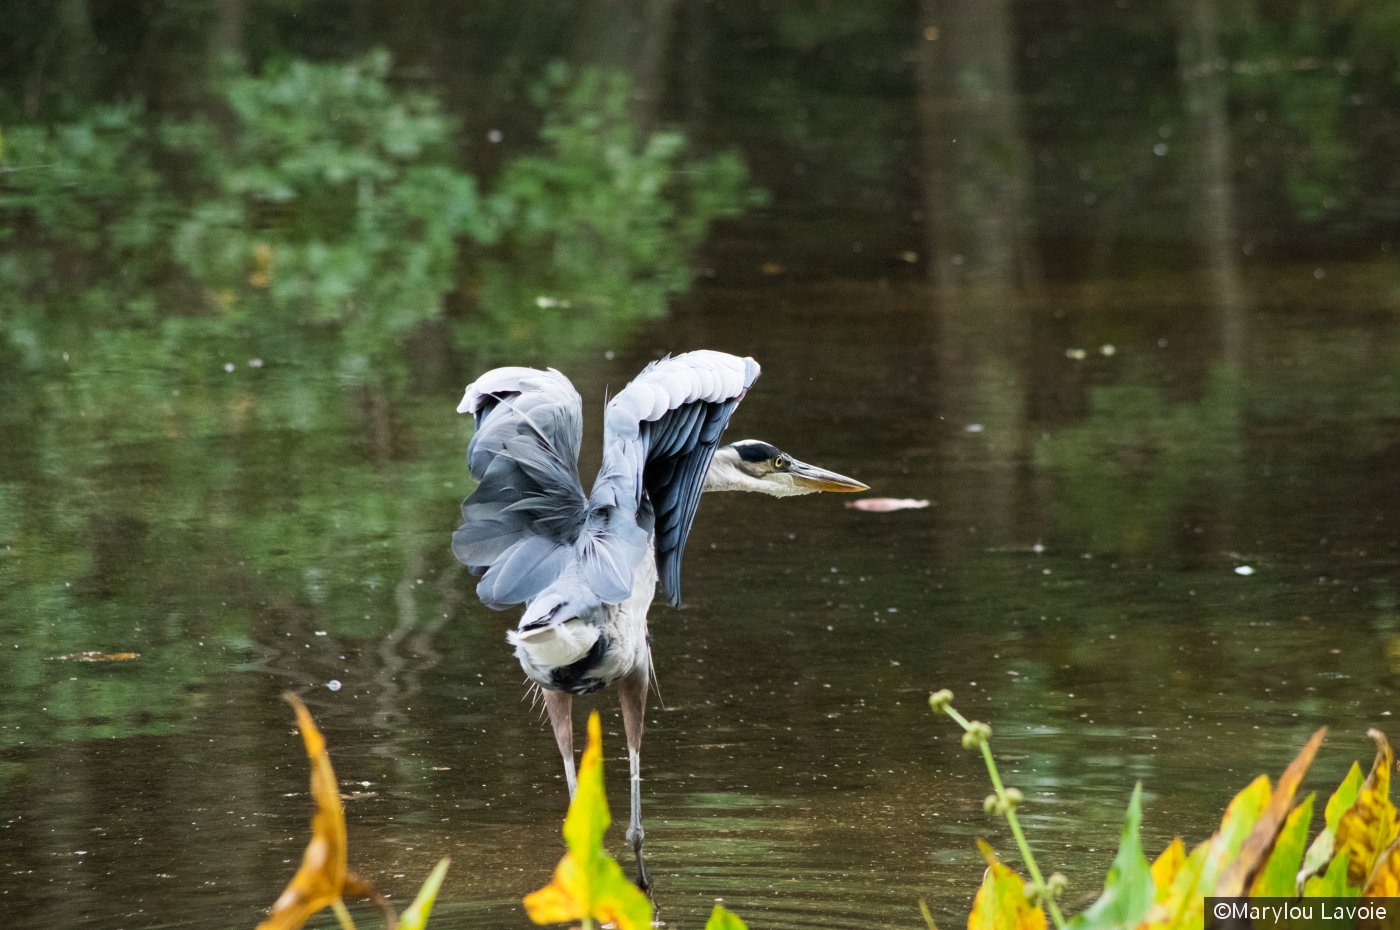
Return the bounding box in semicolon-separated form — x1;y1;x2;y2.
968;840;1046;930
1150;839;1185;906
524;712;653;930
1334;729;1397;887
257;694;350;930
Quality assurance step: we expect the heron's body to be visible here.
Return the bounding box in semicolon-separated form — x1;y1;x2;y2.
452;351;865;891
509;551;657;695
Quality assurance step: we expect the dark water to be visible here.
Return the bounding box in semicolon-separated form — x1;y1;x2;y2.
3;268;1398;928
4;2;1400;928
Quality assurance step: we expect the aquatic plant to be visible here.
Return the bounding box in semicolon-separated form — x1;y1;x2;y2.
929;688;1400;930
523;710;753;930
261;693;449;930
523;711;654;930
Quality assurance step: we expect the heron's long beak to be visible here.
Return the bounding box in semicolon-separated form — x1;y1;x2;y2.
788;458;869;492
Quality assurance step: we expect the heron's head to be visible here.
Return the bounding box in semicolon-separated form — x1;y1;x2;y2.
706;440;868;497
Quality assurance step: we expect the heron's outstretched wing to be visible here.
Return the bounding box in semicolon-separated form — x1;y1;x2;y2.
453;367;589;609
593;351;761;605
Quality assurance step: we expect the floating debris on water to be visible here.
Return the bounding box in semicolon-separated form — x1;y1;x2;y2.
1235;565;1255;576
54;652;140;662
1066;348;1087;360
965;423;984;432
327;679;342;691
847;498;930;512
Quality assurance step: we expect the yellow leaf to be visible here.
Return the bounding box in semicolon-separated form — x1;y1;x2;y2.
257;694;350;930
1142;839;1210;930
525;712;653;930
968;841;1047;930
1150;839;1185;905
1364;839;1400;896
1142;774;1273;929
1334;729;1397;886
524;853;589;925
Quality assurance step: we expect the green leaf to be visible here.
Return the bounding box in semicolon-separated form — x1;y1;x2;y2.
1304;851;1359;897
397;858;450;930
1300;761;1365;881
563;713;610;872
1328;762;1367;831
1068;783;1154;930
706;904;750;930
1249;793;1314;896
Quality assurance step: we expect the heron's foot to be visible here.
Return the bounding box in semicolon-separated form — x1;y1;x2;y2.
628;828;651;895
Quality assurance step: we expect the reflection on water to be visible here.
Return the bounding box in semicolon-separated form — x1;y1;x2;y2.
3;2;1400;929
6;270;1397;928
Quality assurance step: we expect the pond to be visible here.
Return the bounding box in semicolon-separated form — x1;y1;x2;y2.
1;3;1399;929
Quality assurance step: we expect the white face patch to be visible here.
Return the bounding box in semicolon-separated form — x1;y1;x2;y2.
702;448;818;496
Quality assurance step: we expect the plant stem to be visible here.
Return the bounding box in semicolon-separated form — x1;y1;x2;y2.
941;704;1068;930
332;898;360;930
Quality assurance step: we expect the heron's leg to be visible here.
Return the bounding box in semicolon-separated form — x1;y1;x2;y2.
618;674;651;892
542;689;577;798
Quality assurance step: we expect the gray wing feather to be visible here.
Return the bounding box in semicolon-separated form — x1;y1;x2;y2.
452;367;589;608
593;351;760;606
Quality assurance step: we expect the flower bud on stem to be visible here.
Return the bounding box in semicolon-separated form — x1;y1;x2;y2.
930;688;1068;930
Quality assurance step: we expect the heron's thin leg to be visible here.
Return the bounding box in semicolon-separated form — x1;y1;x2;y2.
618;674;651;892
542;689;577;798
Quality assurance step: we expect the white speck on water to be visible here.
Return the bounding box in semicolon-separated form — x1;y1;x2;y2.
1158;338;1169;348
605;350;615;360
1065;348;1087;360
1032;543;1045;553
488;129;503;143
248;358;263;368
966;423;984;432
1100;344;1116;356
1235;565;1255;576
1314;268;1326;279
223;363;235;373
1153;143;1168;156
314;631;327;636
887;607;898;613
327;680;342;691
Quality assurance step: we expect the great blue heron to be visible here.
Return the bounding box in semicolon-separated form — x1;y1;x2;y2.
452;350;866;890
